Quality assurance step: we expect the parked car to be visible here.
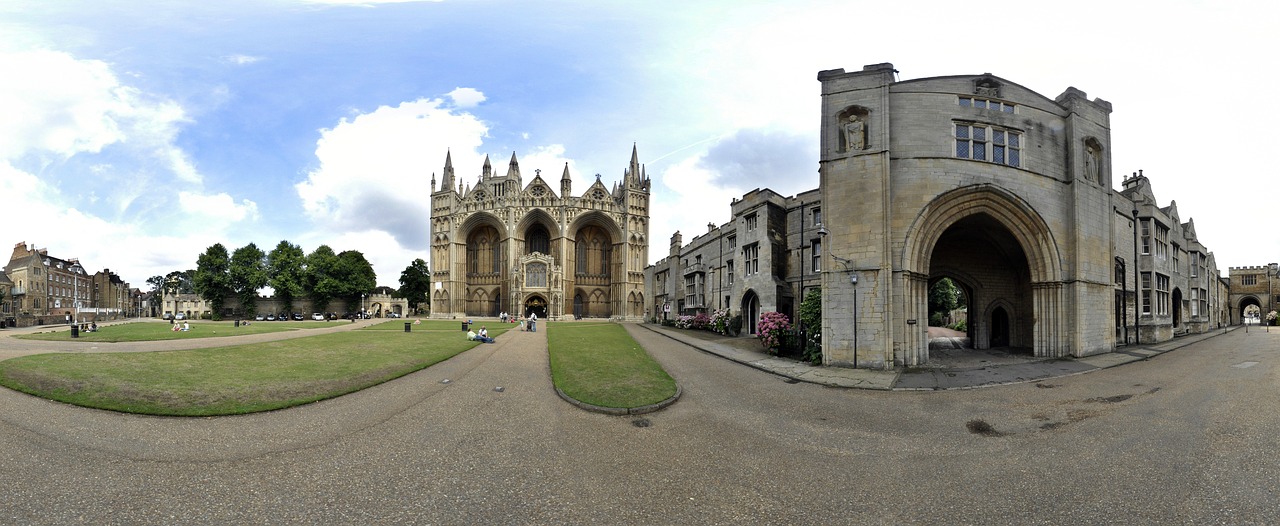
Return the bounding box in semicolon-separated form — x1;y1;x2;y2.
255;314;265;321
292;312;304;321
387;312;400;318
266;314;276;321
175;313;186;320
312;312;325;321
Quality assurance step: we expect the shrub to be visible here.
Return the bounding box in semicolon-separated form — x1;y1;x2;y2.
757;311;792;353
798;288;822;364
950;319;967;332
691;312;711;330
709;309;731;335
673;315;694;329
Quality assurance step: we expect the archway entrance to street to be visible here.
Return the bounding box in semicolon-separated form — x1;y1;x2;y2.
927;276;973;351
925;213;1033;361
1239;297;1262;324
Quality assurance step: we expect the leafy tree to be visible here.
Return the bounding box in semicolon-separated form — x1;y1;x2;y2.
193;243;232;319
797;287;823;364
928;277;961;326
334;250;377;312
398;258;431;315
305;245;340;312
229;243;268;316
267;241;306;314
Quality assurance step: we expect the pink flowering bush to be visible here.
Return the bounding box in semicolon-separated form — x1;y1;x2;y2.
709;308;731;335
757;311;792;353
673;315;695;329
691;312;711;330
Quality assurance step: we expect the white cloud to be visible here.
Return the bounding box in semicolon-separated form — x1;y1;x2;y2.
223;54;262;65
296;97;489;249
178;191;261;223
446;87;486;108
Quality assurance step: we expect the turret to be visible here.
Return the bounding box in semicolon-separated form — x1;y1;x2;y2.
440;150;455;191
481;155;492;180
560;163;572;197
506;151;521;182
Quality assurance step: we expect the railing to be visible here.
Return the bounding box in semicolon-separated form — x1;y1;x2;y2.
9;287;25;296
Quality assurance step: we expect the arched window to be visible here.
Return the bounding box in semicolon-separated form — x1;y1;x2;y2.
527;224;550;255
526;262;547;288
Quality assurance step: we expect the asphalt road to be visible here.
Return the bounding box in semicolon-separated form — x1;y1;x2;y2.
0;323;1276;524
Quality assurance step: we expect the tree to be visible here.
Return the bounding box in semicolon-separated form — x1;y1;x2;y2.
304;245;340;312
267;240;306;314
333;250;377;312
193;243;232;319
398;258;431;315
797;287;823;364
928;277;961;326
229;243;268;316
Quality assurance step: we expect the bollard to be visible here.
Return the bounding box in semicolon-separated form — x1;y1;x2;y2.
405;322;411;333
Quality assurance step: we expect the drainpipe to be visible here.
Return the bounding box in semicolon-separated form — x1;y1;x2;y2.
1132;208;1140;345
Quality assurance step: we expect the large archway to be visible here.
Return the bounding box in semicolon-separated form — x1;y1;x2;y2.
928;214;1033;355
1238;296;1262;324
902;185;1062;363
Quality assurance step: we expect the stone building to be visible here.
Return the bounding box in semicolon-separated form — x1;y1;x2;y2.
3;242;136;325
429;147;650;321
1227;264;1278;323
646;187;822;335
649;63;1232;369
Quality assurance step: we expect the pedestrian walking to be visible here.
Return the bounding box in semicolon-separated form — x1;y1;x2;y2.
528;312;537;333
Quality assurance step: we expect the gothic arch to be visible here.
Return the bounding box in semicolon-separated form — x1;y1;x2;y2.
902;184;1061;282
516;208;560;239
567;210;623;244
459;212;508;240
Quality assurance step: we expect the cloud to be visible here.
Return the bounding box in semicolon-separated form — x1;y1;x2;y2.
178;191;261;223
295;97;489;250
697;129;814;193
222;54;262;65
446;87;486;108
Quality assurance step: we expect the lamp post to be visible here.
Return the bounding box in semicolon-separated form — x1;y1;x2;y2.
1116;256;1128;345
1132;208;1140;345
361;293;366;319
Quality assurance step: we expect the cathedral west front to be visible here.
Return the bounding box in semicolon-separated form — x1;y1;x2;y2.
428;147;650;321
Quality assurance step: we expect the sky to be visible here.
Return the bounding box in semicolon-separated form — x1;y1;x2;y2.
2;0;1277;290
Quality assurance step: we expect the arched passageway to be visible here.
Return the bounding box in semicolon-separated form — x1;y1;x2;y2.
742;291;760;335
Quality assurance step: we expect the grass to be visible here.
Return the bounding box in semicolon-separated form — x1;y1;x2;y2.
14;320;335;342
547;322;676;409
0;329;484;416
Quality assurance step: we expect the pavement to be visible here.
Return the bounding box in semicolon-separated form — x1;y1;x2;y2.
638;323;1242;390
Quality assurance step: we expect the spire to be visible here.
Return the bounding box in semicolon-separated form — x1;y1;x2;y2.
481;154;492;180
441;150;455;191
627;143;642;188
560;162;572;197
431;171;436;192
506;151;521;180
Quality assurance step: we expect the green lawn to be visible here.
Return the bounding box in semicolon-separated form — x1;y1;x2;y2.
547;322;676;409
16;320;326;342
0;329;484;416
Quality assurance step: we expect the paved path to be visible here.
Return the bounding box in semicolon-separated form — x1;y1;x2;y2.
1;321;1277;524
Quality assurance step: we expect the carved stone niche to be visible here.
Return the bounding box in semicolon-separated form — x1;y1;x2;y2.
973;75;1001;98
837;105;871;153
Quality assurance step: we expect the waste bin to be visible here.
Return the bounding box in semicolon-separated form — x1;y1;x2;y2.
404;322;412;333
235;319;240;327
71;325;79;338
461;321;469;331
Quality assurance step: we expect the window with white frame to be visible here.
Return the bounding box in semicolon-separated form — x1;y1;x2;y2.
1173;245;1180;271
812;208;821;228
745;213;758;232
1190;288;1199;317
1141;272;1152;314
955;123;1021;167
1154;223;1169;259
744;243;760;275
1190;252;1198;277
1140;220;1151;255
727;261;734;285
811;239;822;273
1156;273;1170;316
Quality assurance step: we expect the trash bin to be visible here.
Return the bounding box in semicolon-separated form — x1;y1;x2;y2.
71;325;79;338
461;321;469;331
235;319;240;327
404;322;412;333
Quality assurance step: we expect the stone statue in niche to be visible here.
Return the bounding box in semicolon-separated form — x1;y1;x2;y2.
842;114;866;152
974;77;1001;97
1084;140;1101;182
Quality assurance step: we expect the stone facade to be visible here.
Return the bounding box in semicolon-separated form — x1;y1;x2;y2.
4;242;134;325
649;63;1237;369
1227;264;1278;323
429;147;650;321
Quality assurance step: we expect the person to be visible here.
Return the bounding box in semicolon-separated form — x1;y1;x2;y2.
182;321;191;332
89;321;97;332
171;324;181;332
479;326;490;339
518;317;526;331
528;312;537;333
467;329;494;344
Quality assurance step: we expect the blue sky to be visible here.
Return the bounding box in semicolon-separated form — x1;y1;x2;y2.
3;0;1277;288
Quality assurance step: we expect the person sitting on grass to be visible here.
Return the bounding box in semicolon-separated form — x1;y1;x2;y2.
182;321;191;332
467;329;495;344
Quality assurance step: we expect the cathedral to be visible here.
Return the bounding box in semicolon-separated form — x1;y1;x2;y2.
428;146;650;321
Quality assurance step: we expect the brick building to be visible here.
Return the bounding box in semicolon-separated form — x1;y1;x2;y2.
3;242;134;326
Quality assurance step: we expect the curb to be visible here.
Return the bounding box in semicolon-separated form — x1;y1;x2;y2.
554;385;682;416
637;324;815;385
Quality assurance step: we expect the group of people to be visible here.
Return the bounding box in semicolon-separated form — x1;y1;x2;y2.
170;321;191;332
467;326;495;344
466;312;542;343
